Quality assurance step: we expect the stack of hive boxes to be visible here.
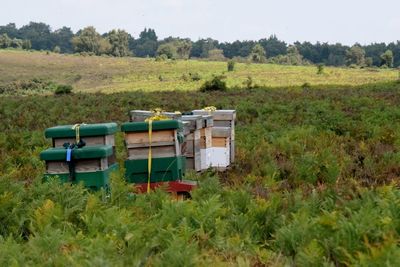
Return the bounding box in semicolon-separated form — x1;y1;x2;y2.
121;120;186;186
192;110;236;169
181;115;214;171
40;123;118;190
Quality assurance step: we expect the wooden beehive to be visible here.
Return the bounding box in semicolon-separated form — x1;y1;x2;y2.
181;115;203;172
130;110;182;122
122;120;183;160
193;110;236;164
210;127;231;170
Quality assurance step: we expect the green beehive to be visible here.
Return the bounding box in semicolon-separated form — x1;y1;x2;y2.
121;120;186;184
40;145;118;190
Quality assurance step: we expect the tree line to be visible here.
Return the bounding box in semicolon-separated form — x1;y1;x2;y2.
0;22;399;67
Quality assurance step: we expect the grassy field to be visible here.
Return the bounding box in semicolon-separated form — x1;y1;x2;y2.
1;50;400;266
0;49;398;94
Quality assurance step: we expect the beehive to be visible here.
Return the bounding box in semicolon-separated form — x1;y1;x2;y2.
40;145;118;190
192;110;236;164
129;110;182;122
210;127;231;169
121;120;186;184
45;122;118;167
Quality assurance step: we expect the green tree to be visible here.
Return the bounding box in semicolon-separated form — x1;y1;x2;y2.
107;29;131;57
250;44;266;63
157;43;177;59
132;28;158;57
72;26;110;55
52;27;74;53
380;50;394;67
176;40;192;59
18;22;52;50
346;45;366;66
207;49;226;61
0;33;11;48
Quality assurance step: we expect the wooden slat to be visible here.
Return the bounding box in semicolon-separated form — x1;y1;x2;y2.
126;141;175;148
212;137;230;148
53;135;115;147
212;127;231;138
46;158;107;174
192;110;236;121
200;127;212;149
46;161;69;174
127;145;176;160
125;130;175;145
75;159;103;172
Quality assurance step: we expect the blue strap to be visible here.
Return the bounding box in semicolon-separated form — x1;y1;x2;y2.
66;148;72;162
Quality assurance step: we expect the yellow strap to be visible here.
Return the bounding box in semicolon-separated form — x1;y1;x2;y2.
72;123;85;144
147;120;152;193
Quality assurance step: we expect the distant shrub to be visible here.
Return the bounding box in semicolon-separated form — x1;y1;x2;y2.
200;75;227;92
53;46;61;53
316;64;324;75
301;82;311;89
227;60;235;71
155;54;168;61
55;84;73;95
243;76;253;89
189;72;202;81
181;73;190;82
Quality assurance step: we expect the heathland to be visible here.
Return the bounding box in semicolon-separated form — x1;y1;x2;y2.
1;50;400;266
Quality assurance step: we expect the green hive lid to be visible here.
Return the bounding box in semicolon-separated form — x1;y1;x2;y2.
40;145;113;161
45;123;118;138
121;120;182;132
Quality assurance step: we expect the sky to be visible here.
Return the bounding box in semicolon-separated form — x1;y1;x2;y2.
2;0;399;45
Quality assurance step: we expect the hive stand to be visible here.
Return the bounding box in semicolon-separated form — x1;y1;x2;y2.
40;145;118;191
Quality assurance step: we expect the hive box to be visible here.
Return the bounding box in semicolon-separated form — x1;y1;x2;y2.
121;120;186;183
192;110;236;164
210;127;231;169
45;123;118;148
181;115;203;172
40;145;118;191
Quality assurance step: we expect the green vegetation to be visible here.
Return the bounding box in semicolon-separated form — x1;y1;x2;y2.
0;50;398;94
1;22;400;67
1;51;400;265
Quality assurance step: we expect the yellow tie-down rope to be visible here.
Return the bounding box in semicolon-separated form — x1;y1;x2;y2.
202;106;217;114
144;109;171;193
72;123;86;144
